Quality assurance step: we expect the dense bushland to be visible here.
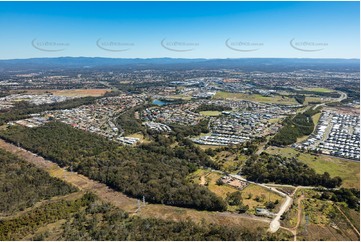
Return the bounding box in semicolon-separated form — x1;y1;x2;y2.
0;122;226;211
0;148;77;215
0;193;289;241
241;153;342;188
269;107;320;146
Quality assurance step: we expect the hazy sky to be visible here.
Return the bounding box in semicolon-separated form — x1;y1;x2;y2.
0;1;359;59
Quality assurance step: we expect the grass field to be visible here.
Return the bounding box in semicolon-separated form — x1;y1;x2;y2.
296;135;310;143
164;95;192;100
339;205;360;231
265;147;360;189
127;132;151;144
303;87;334;93
268;118;281;124
296;112;322;143
311;112;322;124
188;169;284;214
188;169;238;200
195;144;222;150
304;96;325;104
294;189;359;241
240;184;284;213
213;91;297;105
213;150;248;173
199;111;222;117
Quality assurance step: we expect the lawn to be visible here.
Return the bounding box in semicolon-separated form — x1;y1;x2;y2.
213;91;297;105
199;111;222;117
265;147;360;189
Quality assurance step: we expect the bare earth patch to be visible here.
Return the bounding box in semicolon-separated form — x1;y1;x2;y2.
51;89;111;97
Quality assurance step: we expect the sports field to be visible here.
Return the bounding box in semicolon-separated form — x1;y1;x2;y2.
199;111;222;116
164;95;192;100
303;87;334;93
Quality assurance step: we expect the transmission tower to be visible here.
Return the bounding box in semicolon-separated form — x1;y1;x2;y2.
136;199;141;212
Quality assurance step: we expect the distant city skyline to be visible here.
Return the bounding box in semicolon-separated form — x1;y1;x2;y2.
0;1;359;59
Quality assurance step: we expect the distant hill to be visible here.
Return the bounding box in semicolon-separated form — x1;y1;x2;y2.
0;57;359;72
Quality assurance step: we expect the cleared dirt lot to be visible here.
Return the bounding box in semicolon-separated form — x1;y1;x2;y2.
21;89;111;97
51;89;111;97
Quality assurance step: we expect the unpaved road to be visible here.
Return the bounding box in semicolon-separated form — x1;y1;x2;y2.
229;174;293;233
293;194;305;241
200;175;206;185
335;205;360;237
269;195;293;233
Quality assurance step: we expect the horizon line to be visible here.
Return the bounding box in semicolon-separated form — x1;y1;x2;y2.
0;56;360;61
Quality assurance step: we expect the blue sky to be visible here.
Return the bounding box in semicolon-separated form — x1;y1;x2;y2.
0;1;359;59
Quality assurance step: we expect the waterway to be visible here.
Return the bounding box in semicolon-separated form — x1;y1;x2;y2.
152;99;169;106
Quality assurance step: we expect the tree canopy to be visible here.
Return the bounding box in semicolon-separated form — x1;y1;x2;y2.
0;122;226;211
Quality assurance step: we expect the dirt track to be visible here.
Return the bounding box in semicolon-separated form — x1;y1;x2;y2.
293;195;305;241
335;205;360;237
